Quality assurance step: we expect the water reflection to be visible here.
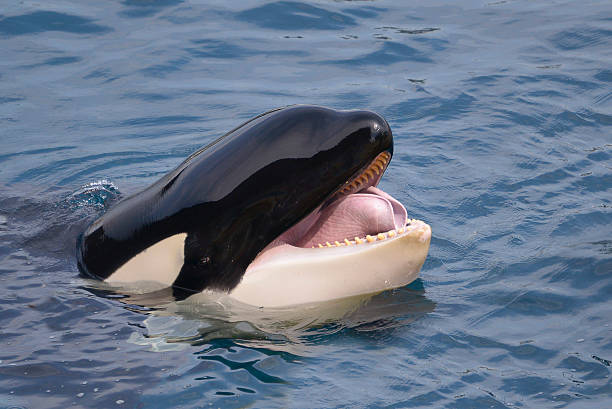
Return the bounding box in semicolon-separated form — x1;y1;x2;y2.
87;281;436;356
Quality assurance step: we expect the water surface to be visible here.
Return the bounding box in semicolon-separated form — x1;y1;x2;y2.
1;1;611;408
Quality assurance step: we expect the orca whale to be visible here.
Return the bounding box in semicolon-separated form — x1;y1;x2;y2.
77;105;431;307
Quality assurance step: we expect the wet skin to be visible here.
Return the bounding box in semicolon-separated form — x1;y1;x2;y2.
77;105;393;299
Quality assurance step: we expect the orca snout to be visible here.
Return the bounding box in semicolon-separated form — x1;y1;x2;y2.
350;110;393;155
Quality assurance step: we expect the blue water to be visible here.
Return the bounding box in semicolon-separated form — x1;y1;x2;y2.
1;1;611;408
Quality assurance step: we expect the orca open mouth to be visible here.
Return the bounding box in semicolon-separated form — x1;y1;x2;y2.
78;105;431;306
254;151;415;257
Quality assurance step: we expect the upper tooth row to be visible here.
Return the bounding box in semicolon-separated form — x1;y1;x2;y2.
312;218;417;248
340;152;390;193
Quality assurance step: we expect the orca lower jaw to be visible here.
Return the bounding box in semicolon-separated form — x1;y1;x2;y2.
232;219;431;308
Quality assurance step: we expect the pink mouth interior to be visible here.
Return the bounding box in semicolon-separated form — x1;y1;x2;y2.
246;152;410;270
275;186;408;249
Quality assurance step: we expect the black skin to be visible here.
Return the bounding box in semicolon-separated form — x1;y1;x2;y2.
77;105;393;300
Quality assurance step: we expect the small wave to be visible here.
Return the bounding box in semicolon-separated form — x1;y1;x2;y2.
69;179;121;210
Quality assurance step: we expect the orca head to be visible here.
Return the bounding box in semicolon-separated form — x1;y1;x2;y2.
78;105;429;304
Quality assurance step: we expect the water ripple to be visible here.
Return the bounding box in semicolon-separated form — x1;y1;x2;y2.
0;11;111;36
237;1;357;31
1;0;611;407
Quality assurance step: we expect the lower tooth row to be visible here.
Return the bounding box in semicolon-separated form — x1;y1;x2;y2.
311;221;418;248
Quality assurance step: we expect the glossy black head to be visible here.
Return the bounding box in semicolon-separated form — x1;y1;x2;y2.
77;105;393;298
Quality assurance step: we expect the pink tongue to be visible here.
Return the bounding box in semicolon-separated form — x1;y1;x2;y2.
297;186;407;247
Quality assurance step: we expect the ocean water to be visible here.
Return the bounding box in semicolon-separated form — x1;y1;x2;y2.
1;0;611;408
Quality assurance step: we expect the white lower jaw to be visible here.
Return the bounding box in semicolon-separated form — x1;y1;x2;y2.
226;220;431;308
